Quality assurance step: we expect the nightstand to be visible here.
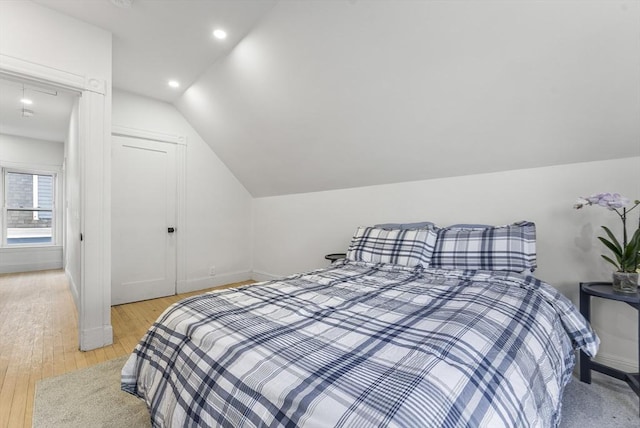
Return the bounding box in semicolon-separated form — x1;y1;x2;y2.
324;253;346;263
579;281;639;415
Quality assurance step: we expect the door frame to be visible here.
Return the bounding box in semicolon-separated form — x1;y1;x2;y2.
111;125;187;294
0;53;111;351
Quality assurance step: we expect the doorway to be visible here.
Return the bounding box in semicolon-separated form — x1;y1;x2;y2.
0;78;75;273
0;54;111;351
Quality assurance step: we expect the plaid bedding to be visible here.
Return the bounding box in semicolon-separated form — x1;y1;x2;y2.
122;261;599;428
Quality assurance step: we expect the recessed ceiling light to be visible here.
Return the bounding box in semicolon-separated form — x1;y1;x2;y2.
213;29;227;40
20;98;33;105
168;80;180;88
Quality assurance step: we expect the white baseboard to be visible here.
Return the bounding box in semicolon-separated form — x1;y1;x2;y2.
0;261;63;274
250;270;283;282
0;246;63;274
177;270;253;294
592;351;637;373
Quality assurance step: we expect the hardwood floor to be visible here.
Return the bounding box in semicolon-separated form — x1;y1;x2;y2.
0;269;253;428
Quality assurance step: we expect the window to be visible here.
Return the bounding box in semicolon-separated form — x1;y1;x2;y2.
2;169;57;246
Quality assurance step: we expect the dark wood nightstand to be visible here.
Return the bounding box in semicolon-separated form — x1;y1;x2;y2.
579;281;639;415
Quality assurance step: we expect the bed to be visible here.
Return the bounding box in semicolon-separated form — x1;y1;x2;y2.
122;222;599;427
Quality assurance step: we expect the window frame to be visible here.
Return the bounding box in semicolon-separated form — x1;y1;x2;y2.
1;166;61;248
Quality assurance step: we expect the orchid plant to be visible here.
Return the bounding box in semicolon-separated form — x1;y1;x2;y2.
574;193;640;273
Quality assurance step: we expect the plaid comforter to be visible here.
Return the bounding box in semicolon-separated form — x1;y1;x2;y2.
122;261;599;428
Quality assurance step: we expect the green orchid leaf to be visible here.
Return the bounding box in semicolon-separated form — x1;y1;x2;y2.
597;237;623;260
628;232;640;254
601;226;622;253
601;254;620;270
623;241;635;258
626;229;640;270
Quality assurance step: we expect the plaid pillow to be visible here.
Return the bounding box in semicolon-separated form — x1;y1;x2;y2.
430;221;537;272
346;227;437;267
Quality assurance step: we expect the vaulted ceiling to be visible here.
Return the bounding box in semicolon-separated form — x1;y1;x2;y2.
33;0;276;102
30;1;640;197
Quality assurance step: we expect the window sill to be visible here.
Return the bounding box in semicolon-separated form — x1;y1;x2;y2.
0;245;62;252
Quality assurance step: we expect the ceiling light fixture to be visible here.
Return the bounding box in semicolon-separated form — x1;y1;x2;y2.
213;29;227;40
20;85;35;117
168;80;180;88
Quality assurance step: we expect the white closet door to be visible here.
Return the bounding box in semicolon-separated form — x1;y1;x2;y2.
111;135;177;305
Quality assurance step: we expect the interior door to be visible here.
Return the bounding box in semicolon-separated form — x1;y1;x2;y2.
111;135;177;305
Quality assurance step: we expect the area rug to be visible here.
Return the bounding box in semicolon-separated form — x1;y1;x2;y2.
33;355;150;428
34;356;637;427
560;371;638;428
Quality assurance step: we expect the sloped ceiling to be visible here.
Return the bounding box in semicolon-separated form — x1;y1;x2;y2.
175;1;640;197
33;0;276;103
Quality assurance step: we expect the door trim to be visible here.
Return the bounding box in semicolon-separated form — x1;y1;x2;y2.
111;125;187;296
1;53;112;351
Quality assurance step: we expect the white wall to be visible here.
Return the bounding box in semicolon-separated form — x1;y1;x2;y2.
0;1;111;83
0;0;113;350
112;90;253;292
0;133;64;274
0;134;64;167
252;156;640;370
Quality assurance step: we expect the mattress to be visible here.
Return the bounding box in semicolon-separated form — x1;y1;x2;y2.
122;260;599;427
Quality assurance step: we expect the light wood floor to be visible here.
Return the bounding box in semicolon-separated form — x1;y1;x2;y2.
0;269;253;428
